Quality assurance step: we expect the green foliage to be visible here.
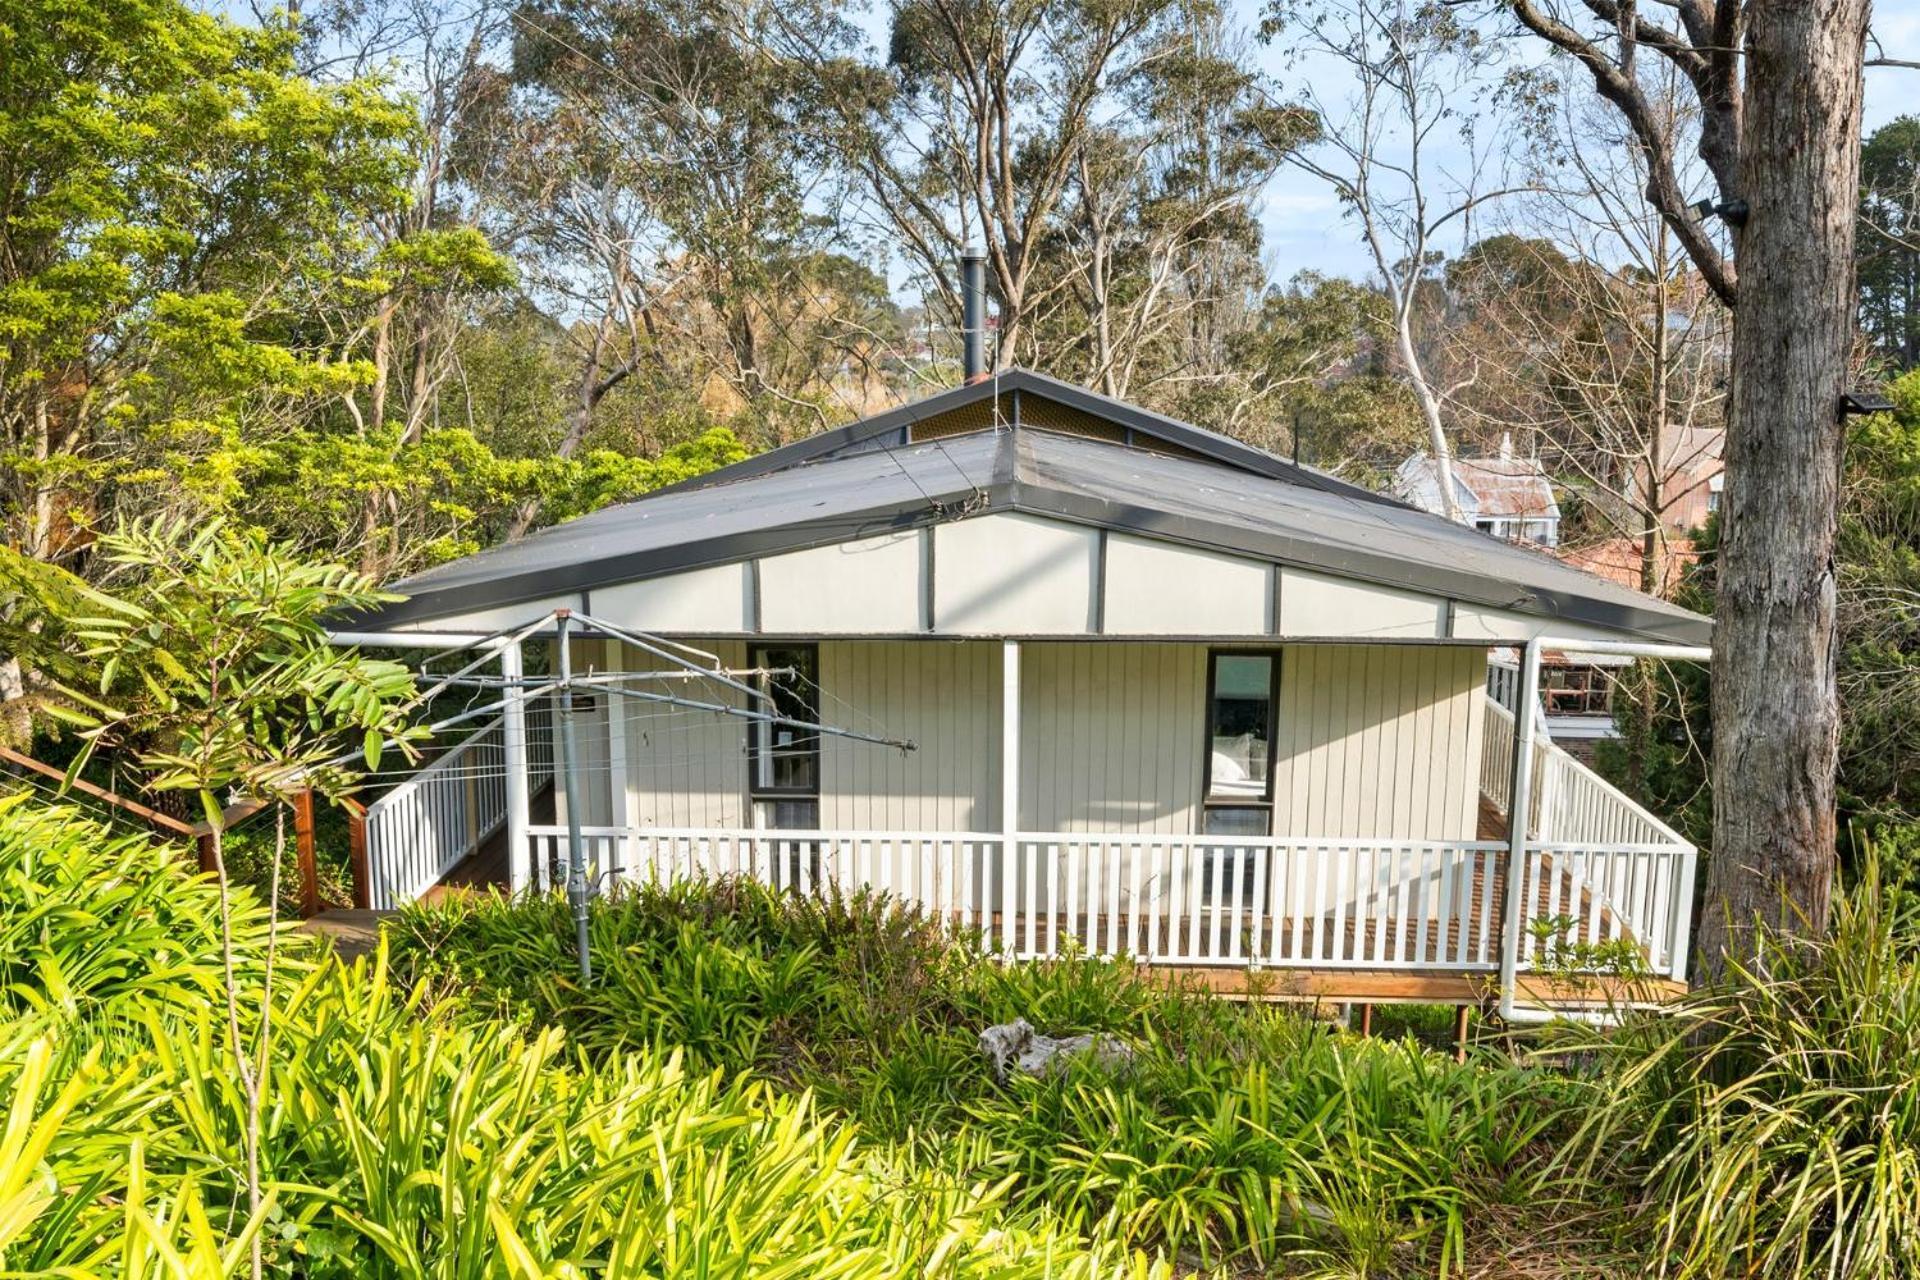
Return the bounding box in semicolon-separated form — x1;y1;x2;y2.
1861;116;1920;368
0;801;1165;1278
244;422;747;575
0;0;416;556
12;796;1920;1276
388;881;1588;1275
1557;861;1920;1277
1224;272;1424;473
0;796;273;1031
1600;374;1920;871
0;519;422;808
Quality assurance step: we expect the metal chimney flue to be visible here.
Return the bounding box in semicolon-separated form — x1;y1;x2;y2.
960;247;987;383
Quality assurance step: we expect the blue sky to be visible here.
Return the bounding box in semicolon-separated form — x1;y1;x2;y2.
1248;4;1920;280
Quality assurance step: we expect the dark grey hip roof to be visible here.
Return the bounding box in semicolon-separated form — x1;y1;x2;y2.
351;388;1710;646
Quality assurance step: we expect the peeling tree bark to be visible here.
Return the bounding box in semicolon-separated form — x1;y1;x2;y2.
1697;0;1866;965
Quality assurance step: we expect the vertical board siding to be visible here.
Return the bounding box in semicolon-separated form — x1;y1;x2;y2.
817;640;1000;831
594;638;1486;843
1018;642;1208;834
615;639;752;828
1271;644;1485;841
550;638;617;827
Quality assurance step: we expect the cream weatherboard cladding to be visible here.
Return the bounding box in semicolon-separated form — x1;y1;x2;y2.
1017;642;1485;840
816;641;1001;830
570;639;753;830
568;638;1485;844
592;563;752;633
392;512;1481;642
1272;644;1486;841
933;513;1099;634
1018;642;1209;834
1101;535;1271;635
758;533;923;633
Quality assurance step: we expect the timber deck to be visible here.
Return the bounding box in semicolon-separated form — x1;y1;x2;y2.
416;783;552;903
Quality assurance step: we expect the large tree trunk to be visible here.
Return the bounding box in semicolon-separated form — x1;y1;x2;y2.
1698;0;1866;971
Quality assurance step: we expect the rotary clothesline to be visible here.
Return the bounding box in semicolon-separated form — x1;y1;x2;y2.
339;606;916;987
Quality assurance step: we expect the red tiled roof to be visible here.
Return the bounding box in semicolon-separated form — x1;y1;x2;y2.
1555;537;1697;594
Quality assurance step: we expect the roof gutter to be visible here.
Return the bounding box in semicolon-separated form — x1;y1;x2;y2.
327;630;511;650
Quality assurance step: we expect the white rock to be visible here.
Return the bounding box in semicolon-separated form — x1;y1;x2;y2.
978;1018;1136;1081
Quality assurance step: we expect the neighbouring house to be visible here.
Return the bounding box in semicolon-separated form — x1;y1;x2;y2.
1393;437;1561;547
1485;645;1628;763
1526;423;1721;758
336;366;1711;1017
1499;542;1692;761
1640;423;1725;534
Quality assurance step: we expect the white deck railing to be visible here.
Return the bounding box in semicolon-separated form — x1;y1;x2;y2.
364;718;508;909
1479;694;1696;979
363;697;557;910
367;685;1695;979
1480;696;1690;849
524;823;1693;979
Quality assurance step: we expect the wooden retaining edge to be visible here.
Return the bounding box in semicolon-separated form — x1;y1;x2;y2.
1141;963;1686;1009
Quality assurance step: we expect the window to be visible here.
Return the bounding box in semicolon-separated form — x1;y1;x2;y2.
1201;652;1277;907
1541;664;1613;717
749;643;820;832
1203;652;1276;835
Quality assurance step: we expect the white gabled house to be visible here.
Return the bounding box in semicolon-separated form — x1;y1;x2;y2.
1395;438;1562;547
335;368;1711;1018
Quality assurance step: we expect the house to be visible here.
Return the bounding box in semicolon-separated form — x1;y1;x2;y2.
1393;437;1561;547
1639;424;1724;534
335;367;1710;1017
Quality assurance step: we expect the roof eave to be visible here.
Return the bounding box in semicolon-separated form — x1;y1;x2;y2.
348;473;1710;647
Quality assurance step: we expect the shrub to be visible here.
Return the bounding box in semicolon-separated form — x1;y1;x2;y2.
390;879;1589;1276
1561;864;1920;1277
0;795;276;1032
0;801;1164;1277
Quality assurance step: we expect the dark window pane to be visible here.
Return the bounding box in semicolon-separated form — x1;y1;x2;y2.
1542;664;1612;716
758;799;819;830
751;645;821;796
1200;808;1268;904
1203;806;1270;837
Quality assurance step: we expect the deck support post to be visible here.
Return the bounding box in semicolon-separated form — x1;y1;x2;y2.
293;789;320;919
1498;637;1545;1017
502;641;531;895
346;809;370;910
1000;640;1020;957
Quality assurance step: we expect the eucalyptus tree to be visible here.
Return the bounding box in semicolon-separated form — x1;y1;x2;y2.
460;0;880;482
1037;14;1303;405
1220;272;1424;470
1860;117;1920;370
1261;0;1520;523
1485;0;1872;969
1435;72;1731;600
813;0;1284;393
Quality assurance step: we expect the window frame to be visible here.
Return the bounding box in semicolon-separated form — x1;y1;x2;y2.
747;642;822;802
1199;648;1281;836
